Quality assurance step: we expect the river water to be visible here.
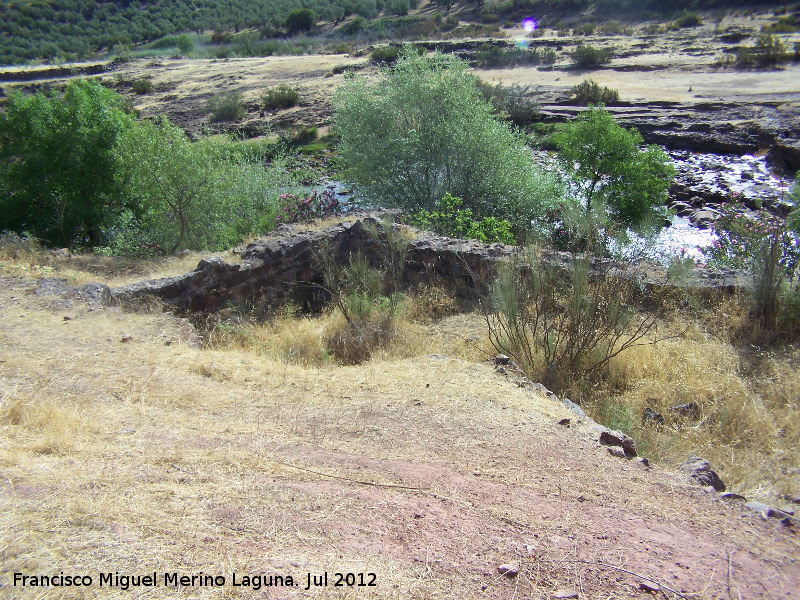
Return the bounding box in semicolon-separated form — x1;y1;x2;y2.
321;150;795;264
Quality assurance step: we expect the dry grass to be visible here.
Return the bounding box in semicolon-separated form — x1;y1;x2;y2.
586;315;800;503
0;234;239;287
1;258;799;598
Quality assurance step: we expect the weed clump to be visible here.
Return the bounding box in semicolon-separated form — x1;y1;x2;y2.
205;91;247;122
262;84;300;110
569;79;619;105
570;44;614;67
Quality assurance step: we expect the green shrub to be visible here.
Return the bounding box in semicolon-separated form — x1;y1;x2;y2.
176;34;195;55
371;45;401;63
205;91;247;122
676;12;703;28
735;34;790;66
600;21;630;35
131;79;153;94
0;79;134;250
474;45;552;68
285;9;316;35
569;79;619;105
289;125;318;144
574;23;595;35
331;42;351;54
478;81;541;127
211;30;233;44
341;16;367;35
554;106;674;231
570;44;614;67
333;50;562;234
409;193;515;244
262;84;300;110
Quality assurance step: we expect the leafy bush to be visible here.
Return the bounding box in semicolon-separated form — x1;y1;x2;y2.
341;16;367;35
570;44;614;67
262;84;300;110
371;45;401;63
473;45;556;68
285;9;316;35
115;118;286;255
569;79;619;104
131;79;153;94
554;106;675;232
600;21;631;35
275;188;344;225
205;91;247;122
0;79;134;250
676;11;703;27
176;34;195;54
735;34;791;67
574;23;595;35
409;193;515;244
477;81;541;127
333;50;562;235
289;125;319;144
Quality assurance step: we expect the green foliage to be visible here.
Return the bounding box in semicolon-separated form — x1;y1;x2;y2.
473;45;558;68
333;50;562;233
675;11;703;27
555;106;675;231
115;118;285;255
341;16;368;35
371;45;402;63
735;34;791;66
176;34;195;55
205;91;247;122
409;193;516;244
285;9;317;34
0;79;134;249
477;81;541;128
131;79;154;94
569;79;619;105
570;44;614;67
262;84;300;110
705;196;800;333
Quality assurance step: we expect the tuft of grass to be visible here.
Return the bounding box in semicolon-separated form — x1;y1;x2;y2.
131;78;153;94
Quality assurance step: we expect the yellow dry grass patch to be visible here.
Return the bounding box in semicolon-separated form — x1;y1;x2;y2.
600;319;800;501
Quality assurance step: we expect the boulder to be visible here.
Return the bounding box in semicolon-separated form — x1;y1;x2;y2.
681;456;725;492
599;429;637;458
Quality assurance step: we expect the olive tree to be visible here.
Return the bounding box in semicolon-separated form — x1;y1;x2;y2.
332;50;561;233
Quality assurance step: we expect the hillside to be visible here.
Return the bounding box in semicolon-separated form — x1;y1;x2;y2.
1;237;799;599
0;0;788;64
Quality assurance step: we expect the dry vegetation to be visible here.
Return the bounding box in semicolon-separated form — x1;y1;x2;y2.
2;243;800;598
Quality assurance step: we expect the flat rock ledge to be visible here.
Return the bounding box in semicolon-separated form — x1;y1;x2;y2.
111;214;749;314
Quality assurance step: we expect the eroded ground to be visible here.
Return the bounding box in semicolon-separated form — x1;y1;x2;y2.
1;273;799;599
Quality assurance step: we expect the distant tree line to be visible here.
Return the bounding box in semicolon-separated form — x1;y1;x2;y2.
0;0;783;64
0;0;399;64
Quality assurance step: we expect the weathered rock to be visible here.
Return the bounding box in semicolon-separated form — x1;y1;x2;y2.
607;446;627;459
669;402;700;419
551;590;578;599
681;456;725;492
642;407;665;426
719;492;746;502
497;564;519;578
111;214;752;315
494;354;510;366
745;502;793;521
562;398;586;418
599;429;637;457
639;581;661;593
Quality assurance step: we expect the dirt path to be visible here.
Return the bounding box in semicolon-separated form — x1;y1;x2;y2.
1;275;798;599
